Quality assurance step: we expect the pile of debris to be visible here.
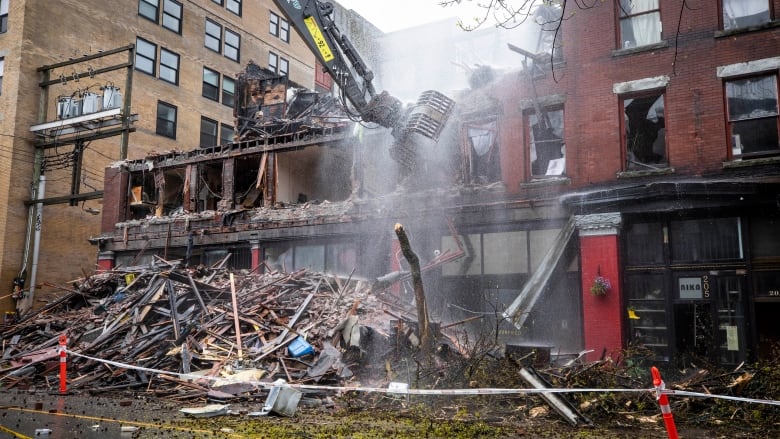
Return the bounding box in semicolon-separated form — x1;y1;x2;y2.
0;257;413;403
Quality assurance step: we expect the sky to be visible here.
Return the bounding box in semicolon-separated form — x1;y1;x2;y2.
334;0;487;33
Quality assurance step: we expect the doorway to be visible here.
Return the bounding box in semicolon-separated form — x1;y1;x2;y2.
673;273;747;366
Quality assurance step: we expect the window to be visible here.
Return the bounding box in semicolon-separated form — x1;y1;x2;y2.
156;101;177;138
618;0;661;49
205;19;222;53
203;67;219;101
200;117;218;147
462;121;501;183
138;0;158;22
723;0;770;30
159;48;179;84
622;91;667;170
0;0;8;33
269;51;288;75
220;123;234;145
0;58;4;95
279;57;289;76
670;218;743;262
212;0;223;5
726;74;779;159
528;108;565;178
226;0;241;16
135;37;157;75
222;76;235;108
224;29;240;62
270;12;290;42
162;0;182;33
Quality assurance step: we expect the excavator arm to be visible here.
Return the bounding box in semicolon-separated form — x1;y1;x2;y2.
271;0;454;147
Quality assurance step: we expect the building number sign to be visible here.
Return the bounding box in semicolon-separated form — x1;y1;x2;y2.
679;276;709;299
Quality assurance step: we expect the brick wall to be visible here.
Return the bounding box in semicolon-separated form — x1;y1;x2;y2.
579;233;623;361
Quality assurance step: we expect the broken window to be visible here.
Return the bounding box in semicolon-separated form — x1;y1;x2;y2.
618;0;661;49
722;0;770;30
726;74;779;159
464;120;501;184
200;117;218;148
155;101;177;138
532;1;563;63
622;91;667;170
528;108;565;178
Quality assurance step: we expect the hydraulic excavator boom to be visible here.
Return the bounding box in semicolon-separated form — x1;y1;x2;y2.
271;0;454;154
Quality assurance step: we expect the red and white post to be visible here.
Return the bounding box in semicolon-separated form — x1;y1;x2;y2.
58;334;67;394
651;366;678;439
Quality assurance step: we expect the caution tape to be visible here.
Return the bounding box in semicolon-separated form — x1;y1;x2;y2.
65;349;780;406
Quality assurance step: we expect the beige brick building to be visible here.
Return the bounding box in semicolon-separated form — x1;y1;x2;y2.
0;0;377;315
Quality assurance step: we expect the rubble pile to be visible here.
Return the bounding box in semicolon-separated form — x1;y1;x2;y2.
0;258;404;401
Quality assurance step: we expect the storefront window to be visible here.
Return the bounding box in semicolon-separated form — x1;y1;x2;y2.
670;218;743;262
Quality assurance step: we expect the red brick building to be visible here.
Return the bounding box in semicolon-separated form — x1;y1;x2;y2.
96;1;780;367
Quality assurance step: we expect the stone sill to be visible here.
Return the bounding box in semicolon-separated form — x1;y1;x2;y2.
714;20;780;38
722;156;780;169
520;176;571;189
617;167;675;179
612;41;669;57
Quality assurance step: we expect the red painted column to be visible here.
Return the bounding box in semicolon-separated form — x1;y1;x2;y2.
96;251;115;272
576;213;624;362
250;239;262;273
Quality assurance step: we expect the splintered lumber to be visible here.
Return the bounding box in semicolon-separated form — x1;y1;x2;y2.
230;273;243;361
394;223;432;356
0;264;383;400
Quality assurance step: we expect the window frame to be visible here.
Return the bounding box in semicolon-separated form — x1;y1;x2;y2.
0;57;4;95
725;72;780;160
0;0;8;33
620;89;668;171
721;0;772;31
617;0;662;49
202;67;220;101
158;48;179;85
220;123;234;145
156;101;178;139
226;0;241;16
224;28;240;62
200;116;219;148
222;76;235;108
269;51;278;73
162;0;182;34
526;106;565;179
135;37;157;76
270;12;289;42
138;0;159;23
205;18;222;53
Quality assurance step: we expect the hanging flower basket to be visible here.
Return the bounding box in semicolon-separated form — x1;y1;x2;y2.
590;275;611;296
